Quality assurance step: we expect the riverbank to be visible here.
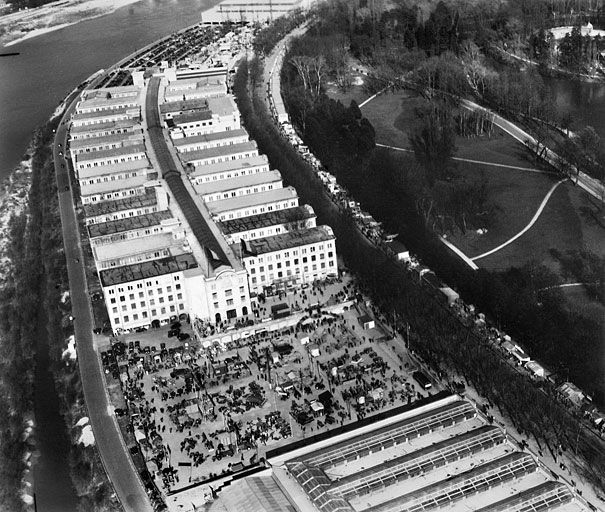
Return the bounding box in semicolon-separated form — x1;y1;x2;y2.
0;0;144;48
0;108;119;510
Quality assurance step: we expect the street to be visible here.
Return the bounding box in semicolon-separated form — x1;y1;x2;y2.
53;88;155;512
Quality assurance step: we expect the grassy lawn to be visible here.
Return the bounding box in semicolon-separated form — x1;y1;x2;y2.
472;182;583;272
560;285;605;320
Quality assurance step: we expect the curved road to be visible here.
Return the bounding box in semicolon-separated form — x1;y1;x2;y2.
53;90;154;511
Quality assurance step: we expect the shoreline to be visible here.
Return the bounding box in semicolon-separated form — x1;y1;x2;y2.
1;0;145;48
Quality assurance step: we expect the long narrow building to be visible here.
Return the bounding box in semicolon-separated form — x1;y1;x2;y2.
68;66;337;334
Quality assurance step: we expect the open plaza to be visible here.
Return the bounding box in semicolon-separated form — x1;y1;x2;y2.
99;272;443;504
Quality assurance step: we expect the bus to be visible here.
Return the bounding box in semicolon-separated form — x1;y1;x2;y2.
413;371;433;390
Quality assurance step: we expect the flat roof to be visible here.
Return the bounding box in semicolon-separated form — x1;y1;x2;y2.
76;142;147;162
80;174;149;196
94;232;177;261
217;205;315;235
78;159;151;179
233;226;334;257
69;118;137;135
171;110;212;125
88;210;172;238
77;93;140;111
173;128;248;147
99;253;198;286
160;98;208;114
180;141;258;163
83;85;140;99
82;188;157;217
206;186;296;214
71;105;139;122
207;95;237;117
197;169;282;195
190;154;268;177
70;129;144;149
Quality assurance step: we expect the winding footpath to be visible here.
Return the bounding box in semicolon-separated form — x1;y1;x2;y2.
471;178;567;262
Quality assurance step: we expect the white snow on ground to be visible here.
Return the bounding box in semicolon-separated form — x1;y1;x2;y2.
78;425;95;446
60;290;70;303
62;334;76;361
75;416;89;428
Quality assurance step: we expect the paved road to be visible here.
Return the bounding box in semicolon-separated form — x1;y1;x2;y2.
460;98;605;201
53;89;154;512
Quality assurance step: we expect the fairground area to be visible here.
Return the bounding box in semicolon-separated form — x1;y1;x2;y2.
98;272;443;507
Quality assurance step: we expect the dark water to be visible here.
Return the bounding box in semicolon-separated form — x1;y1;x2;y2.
544;76;605;139
0;1;221;510
0;0;221;181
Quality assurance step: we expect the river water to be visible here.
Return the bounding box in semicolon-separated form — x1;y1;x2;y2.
544;77;605;139
0;1;220;510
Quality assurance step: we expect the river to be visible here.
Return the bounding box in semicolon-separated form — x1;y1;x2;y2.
0;1;220;510
544;77;605;139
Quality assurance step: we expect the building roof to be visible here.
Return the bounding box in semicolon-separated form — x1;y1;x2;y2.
77;159;151;179
69;118;137;135
171;109;213;125
180;141;258;163
99;253;198;286
94;232;179;261
82;188;157;217
190;154;269;177
77;93;140;111
80;174;149;196
197;169;282;196
172;128;248;147
208;476;297;512
206;186;297;215
163;170;230;268
70;129;144;150
75;142;147;162
218;205;315;235
160;98;209;114
207;95;237;117
83;85;140;99
233;226;334;257
87;210;172;238
71;105;139;122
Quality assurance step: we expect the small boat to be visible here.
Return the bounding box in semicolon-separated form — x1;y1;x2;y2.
0;52;20;57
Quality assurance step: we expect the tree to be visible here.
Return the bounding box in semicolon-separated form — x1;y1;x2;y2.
409;102;457;185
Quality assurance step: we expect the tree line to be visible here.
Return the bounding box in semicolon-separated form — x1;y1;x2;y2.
233;56;605;492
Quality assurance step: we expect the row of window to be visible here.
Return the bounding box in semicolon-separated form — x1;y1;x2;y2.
113;302;185;325
194;152;257;167
177;137;246;154
77;102;137;114
217;199;297;221
74;114;133;127
192;165;268;185
204;183;276;202
111;291;183;309
98;247;171;269
86;204;158;225
249;261;335;286
79;152;146;169
83;170;143;185
107;275;180;295
92;225;164;245
83;187;142;204
72;127;133;140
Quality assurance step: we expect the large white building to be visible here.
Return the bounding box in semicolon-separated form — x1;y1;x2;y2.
69;66;337;334
201;0;313;25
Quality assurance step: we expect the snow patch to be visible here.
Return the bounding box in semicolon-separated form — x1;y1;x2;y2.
60;290;70;303
78;425;95;446
75;416;89;428
62;334;76;361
